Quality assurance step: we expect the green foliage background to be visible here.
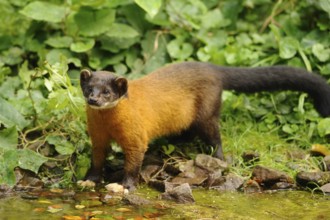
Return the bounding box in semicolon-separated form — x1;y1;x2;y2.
0;0;330;186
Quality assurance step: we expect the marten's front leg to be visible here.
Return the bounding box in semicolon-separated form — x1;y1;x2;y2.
121;143;147;191
85;136;110;183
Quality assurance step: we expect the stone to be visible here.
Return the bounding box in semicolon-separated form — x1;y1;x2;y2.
244;180;262;193
323;155;330;171
320;183;330;194
296;171;330;188
195;154;228;173
210;173;245;191
123;194;151;206
251;165;293;189
160;182;195;203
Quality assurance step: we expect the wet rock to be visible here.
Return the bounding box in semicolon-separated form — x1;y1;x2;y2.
105;183;128;194
14;168;44;191
77;180;96;188
296;171;330;188
160;182;195;203
0;184;13;198
100;193;122;205
74;191;100;203
123;194;152;206
243;180;262;193
140;165;160;183
195;154;228;173
209;173;244;191
323;156;330;171
320;183;330;194
242;151;260;164
251;165;293;189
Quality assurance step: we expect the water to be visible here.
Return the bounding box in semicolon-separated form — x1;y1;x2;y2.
0;187;329;219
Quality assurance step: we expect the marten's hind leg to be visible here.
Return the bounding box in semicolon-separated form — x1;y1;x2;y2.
196;117;224;160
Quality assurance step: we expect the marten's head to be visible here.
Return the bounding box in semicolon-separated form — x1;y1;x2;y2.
80;69;128;109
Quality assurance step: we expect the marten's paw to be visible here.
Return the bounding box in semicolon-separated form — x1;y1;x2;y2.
77;180;96;188
122;176;137;192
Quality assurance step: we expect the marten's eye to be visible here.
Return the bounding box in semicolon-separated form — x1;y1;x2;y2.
104;89;111;94
88;87;93;93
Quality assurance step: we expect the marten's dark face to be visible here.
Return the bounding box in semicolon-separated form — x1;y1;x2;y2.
80;69;128;109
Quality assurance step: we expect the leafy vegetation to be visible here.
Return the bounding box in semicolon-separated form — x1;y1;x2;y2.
0;0;329;186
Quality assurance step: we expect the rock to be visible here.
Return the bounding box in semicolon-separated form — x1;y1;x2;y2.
242;151;260;164
195;154;228;173
296;171;330;188
171;166;208;185
205;171;223;187
123;194;152;206
243;180;262;193
14;168;44;190
105;183;128;194
271;182;294;190
100;193;122;205
160;182;195;203
251;165;293;189
323;156;330;171
77;180;96;188
320;183;330;194
210;173;244;191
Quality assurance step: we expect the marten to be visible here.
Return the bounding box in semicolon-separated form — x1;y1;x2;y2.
80;62;330;190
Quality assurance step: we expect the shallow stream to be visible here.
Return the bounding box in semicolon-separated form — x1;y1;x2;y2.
0;187;329;219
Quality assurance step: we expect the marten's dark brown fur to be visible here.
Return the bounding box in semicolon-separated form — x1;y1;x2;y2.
80;62;330;190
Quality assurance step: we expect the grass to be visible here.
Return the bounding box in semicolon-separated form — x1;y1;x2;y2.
220;114;322;178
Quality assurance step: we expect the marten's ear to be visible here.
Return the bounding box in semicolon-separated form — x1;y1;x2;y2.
114;77;128;97
80;69;92;82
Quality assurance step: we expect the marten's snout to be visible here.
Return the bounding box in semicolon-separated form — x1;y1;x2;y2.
88;97;99;106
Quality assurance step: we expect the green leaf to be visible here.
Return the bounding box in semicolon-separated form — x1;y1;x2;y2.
106;23;140;38
70;38;95;53
167;39;193;60
134;0;162;18
0;97;29;130
0;126;18;151
312;43;330;62
201;9;231;29
45;36;73;48
317;118;330;137
47;135;75;155
20;1;66;23
18;149;47;173
74;7;115;37
319;0;330;16
279;37;299;59
0;150;18;185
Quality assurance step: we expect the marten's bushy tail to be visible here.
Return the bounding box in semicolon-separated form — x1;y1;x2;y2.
219;66;330;117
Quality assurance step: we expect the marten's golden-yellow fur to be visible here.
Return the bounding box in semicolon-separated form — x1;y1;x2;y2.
80;62;330;190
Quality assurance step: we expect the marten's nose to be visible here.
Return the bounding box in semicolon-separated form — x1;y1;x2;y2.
88;97;98;105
